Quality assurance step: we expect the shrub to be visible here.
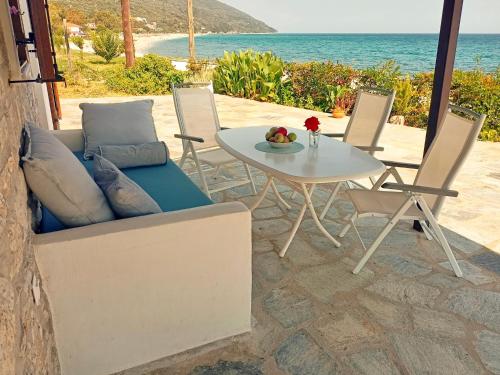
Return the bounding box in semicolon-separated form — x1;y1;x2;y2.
213;50;285;102
105;54;185;95
91;30;123;63
360;60;401;89
393;76;417;116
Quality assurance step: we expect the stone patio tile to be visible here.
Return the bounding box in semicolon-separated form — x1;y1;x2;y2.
357;294;410;330
475;330;500;374
274;330;339;375
346;349;401;375
239;196;275;209
190;360;263;375
253;219;292;238
421;273;465;289
390;333;483;375
315;312;379;349
294;261;374;303
253;207;284;220
411;307;466;339
254;253;290;283
366;275;440;308
442;227;485;255
263;288;315;328
273;235;326;267
439;260;496;285
374;254;433;277
469;251;500;275
253;239;274;253
445;288;500;332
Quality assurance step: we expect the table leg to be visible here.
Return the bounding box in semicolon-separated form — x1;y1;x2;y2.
249;175;273;211
279;202;307;257
301;183;341;248
271;180;292;210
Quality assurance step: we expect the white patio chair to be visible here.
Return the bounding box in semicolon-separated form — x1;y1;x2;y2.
319;87;396;220
173;83;257;198
340;105;486;277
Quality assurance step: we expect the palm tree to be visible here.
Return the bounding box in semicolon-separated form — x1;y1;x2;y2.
187;0;195;63
121;0;135;67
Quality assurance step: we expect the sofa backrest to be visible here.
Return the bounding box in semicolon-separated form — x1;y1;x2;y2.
51;129;85;152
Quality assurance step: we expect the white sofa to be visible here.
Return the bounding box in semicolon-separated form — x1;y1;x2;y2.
33;130;252;375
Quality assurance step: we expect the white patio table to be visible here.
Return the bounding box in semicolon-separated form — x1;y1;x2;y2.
216;126;385;257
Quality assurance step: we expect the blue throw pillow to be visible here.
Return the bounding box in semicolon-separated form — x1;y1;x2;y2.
93;155;161;218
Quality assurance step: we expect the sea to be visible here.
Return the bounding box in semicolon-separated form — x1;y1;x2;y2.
146;33;500;74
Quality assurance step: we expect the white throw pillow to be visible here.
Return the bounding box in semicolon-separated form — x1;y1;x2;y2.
80;100;158;160
22;124;114;228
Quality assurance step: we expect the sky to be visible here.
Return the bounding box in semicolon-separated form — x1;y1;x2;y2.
219;0;500;33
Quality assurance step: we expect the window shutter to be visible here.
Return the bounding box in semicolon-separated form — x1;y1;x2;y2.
28;0;55;80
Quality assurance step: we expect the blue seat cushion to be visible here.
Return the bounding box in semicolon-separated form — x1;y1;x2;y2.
40;152;213;233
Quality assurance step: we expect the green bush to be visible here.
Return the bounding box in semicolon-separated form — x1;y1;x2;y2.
105;54;185;95
213;50;285;102
91;30;123;63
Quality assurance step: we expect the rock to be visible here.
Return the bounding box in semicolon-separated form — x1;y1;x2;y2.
274;330;339;375
469;251;500;275
347;349;400;375
475;330;500;374
366;275;440;307
315;312;379;349
295;261;374;303
445;288;500;332
358;294;410;330
191;360;263;375
391;333;482;375
374;254;432;277
253;218;292;237
263;288;315;328
253;252;290;283
439;260;495;285
412;307;466;339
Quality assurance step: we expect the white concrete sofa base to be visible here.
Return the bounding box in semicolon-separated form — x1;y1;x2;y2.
33;130;252;375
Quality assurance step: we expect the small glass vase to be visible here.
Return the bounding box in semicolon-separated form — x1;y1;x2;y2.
309;130;320;148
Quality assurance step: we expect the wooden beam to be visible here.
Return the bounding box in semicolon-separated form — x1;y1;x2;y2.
187;0;195;62
121;0;135;68
424;0;464;152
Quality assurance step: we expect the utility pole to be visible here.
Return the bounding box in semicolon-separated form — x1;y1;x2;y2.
121;0;135;68
62;18;72;70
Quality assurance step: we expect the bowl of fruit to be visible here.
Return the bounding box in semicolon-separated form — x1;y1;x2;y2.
265;127;297;148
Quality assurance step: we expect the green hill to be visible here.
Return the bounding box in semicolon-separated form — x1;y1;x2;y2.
54;0;276;33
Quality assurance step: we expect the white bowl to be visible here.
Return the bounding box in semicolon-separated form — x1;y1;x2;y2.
268;141;293;148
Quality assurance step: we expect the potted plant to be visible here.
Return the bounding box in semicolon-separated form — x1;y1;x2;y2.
324;85;348;118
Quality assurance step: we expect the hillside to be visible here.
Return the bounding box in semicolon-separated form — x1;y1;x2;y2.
54;0;276;33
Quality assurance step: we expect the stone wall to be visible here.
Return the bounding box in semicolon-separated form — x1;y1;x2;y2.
0;25;60;375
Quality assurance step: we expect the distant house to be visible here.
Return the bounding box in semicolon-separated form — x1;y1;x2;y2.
66;22;83;36
86;22;96;30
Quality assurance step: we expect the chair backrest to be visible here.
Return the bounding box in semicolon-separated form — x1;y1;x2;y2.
414;105;486;217
343;87;396;152
172;83;220;150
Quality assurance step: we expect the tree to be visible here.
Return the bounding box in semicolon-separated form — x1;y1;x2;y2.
120;0;135;67
71;35;85;59
91;30;123;63
93;10;121;32
187;0;195;63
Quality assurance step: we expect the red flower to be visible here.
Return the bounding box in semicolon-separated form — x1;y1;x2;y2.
304;116;320;132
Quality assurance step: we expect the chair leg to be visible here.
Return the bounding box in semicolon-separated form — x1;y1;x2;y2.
416;196;463;278
319;182;343;220
419;220;434;241
179;148;190;168
189;145;211;198
339;212;357;238
243;163;257;195
352;197;414;274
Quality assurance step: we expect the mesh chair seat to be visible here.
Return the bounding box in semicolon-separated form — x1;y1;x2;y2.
197;148;238;166
346;190;424;218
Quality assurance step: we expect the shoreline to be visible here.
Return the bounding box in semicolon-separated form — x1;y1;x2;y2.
133;33;188;56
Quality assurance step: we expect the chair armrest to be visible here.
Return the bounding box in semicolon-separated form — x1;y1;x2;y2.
381;182;458;197
220;127;230;130
323;133;345;138
381;160;420;169
174;134;205;143
355;146;384;152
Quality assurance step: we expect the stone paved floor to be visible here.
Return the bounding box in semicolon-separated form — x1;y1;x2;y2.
58;95;500;374
113;164;500;375
59;95;500;252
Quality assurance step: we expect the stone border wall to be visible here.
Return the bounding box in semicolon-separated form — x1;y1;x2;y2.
0;25;60;374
